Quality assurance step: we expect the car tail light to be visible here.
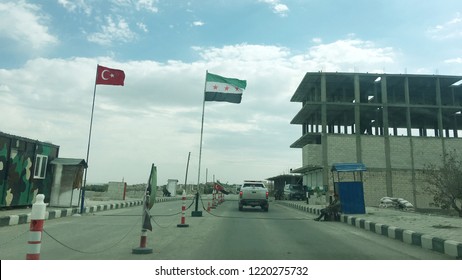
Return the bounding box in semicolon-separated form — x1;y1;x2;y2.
239;191;243;198
266;191;269;199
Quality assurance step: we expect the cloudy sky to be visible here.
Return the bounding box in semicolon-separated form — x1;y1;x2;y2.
1;0;462;186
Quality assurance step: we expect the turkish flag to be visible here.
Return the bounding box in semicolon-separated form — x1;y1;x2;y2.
95;65;125;86
214;182;229;194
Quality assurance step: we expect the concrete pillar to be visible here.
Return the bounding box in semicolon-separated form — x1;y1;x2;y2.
354;74;362;162
381;75;393;197
321;74;329;195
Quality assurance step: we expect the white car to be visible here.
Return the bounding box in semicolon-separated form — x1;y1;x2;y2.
238;180;269;212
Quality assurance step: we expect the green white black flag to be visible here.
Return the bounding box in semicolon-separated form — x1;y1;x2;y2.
204;72;247;104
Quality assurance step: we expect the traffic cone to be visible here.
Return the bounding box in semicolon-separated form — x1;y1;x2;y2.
177;190;189;228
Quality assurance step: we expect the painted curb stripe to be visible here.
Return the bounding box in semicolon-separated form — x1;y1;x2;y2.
432;237;446;253
403;230;415;244
48;211;56;220
444;240;461;257
9;215;19;226
0;217;9;227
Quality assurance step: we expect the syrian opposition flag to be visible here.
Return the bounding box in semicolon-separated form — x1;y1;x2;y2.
96;65;125;86
204;72;247;104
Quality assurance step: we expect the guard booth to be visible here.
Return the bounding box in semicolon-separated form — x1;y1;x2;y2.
331;163;366;214
49;158;87;207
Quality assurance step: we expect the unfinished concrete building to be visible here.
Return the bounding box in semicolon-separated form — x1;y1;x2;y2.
290;72;462;208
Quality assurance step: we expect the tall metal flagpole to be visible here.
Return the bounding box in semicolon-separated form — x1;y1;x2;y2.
191;71;208;217
79;66;99;214
196;70;208;193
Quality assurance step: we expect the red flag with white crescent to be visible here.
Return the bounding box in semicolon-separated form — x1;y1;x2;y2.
96;65;125;86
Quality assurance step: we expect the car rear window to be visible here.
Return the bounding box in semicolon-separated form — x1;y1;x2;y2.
243;184;264;188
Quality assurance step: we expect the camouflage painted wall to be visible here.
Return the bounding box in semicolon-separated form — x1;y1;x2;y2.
0;133;59;207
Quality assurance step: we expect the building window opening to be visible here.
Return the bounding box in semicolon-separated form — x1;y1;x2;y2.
34;155;48;179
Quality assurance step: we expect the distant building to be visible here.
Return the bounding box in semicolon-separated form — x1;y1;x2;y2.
290;72;462;208
107;181;127;200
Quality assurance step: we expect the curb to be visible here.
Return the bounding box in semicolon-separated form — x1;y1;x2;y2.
281;201;462;259
0;196;185;228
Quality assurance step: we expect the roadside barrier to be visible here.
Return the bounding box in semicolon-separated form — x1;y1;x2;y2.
177;190;189;227
132;193;153;254
26;194;46;260
211;190;217;209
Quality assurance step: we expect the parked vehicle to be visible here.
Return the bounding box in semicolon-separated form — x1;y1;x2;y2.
238;180;269;211
283;184;305;200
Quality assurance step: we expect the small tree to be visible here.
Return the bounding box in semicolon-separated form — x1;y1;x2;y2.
422;150;462;217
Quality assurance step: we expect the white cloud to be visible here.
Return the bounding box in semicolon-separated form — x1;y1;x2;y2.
192;21;205;27
193;44;291;63
137;22;148;32
0;1;58;50
57;0;92;15
294;38;396;72
274;3;289;14
135;0;158;13
110;0;158;13
427;12;462;39
444;57;462;64
312;37;322;44
87;16;136;45
259;0;289;17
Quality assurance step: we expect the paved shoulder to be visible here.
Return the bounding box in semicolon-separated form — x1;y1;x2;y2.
280;200;462;259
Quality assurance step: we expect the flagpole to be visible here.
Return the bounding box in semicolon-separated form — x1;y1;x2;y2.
79;65;99;214
196;70;208;192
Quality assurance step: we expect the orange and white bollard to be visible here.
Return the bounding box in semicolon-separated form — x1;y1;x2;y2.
177;190;189;227
26;194;46;260
211;190;217;209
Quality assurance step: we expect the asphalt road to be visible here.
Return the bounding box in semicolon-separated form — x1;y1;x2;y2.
0;196;452;260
